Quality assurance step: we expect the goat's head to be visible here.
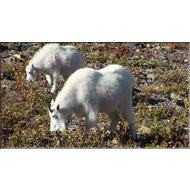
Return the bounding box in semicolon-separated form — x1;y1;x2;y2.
46;99;66;133
26;62;37;82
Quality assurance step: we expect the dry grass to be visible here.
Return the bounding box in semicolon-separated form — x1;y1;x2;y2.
168;42;189;50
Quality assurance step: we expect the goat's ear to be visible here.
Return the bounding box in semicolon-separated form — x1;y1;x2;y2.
56;104;60;111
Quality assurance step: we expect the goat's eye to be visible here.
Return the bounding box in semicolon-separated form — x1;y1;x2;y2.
52;115;57;119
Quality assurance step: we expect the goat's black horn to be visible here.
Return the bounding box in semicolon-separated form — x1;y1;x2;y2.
45;100;53;113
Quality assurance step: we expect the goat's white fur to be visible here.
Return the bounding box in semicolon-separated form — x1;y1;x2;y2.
48;64;137;140
26;43;83;93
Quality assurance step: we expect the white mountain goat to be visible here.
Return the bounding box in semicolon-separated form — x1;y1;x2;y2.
26;43;83;93
47;64;137;140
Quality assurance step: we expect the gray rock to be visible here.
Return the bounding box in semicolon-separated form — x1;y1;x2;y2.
153;53;165;59
155;46;161;50
7;91;23;101
1;51;9;58
162;46;172;53
141;79;147;84
170;93;175;99
176;105;182;112
3;57;17;65
30;119;38;126
66;124;79;131
8;44;22;51
147;74;155;79
133;55;140;60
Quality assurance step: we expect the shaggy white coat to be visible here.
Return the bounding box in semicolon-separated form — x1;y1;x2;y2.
26;43;83;93
48;64;137;140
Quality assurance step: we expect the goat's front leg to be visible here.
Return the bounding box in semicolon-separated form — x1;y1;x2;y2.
46;74;53;85
84;125;91;137
51;72;59;93
84;111;98;137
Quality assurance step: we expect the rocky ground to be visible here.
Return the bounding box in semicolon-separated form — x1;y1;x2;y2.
1;42;189;148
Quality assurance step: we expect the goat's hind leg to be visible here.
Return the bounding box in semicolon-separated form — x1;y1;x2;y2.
121;99;137;140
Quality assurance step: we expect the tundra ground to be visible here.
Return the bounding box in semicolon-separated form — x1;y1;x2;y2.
1;42;189;148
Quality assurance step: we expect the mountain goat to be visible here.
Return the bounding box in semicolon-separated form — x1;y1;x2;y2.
47;64;137;140
26;43;83;93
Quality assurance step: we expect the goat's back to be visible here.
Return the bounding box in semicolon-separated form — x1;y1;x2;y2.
53;66;133;113
98;64;134;89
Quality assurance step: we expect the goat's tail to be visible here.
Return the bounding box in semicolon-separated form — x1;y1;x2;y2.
125;71;135;91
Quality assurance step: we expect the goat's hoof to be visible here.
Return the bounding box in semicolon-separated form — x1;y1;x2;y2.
131;131;137;141
51;89;57;93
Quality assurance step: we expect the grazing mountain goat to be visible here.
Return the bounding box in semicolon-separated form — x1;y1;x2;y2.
47;64;137;140
26;43;83;93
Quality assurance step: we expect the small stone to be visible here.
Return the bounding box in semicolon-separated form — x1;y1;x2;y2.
56;140;60;146
170;93;175;99
141;79;147;84
184;59;188;63
67;124;79;131
163;46;172;53
111;138;118;145
13;54;21;59
99;43;105;47
147;44;150;48
100;126;104;130
176;105;182;112
147;74;155;79
134;55;140;60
